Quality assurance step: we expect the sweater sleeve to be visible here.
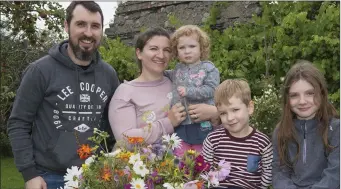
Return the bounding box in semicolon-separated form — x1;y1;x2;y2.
186;63;220;101
202;134;214;165
272;129;298;189
108;88;174;145
311;119;340;189
260;142;273;188
7;63;47;182
164;69;175;82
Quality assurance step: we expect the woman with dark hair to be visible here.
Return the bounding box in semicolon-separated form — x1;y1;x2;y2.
108;27;219;146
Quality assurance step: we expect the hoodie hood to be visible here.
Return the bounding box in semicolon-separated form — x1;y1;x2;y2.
49;40;100;73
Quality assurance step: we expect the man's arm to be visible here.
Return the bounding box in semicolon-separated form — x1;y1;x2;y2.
7;63;47;182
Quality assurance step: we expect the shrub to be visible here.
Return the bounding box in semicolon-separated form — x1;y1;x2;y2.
99;38;137;82
250;82;281;137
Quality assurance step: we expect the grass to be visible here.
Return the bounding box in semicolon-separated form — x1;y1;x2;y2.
1;157;24;189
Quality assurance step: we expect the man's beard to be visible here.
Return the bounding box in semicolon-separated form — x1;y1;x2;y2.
69;36;98;61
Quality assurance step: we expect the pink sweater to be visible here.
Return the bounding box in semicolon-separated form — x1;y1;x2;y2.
108;77;174;145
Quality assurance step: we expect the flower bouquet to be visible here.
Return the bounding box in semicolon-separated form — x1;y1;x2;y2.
61;129;230;189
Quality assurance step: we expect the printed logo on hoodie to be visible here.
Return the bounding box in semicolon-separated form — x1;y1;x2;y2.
53;82;108;132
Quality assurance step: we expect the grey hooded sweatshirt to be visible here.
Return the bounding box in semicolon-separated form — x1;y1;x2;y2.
272;118;340;189
7;40;120;182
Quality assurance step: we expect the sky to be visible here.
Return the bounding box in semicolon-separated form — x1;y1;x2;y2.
37;2;118;31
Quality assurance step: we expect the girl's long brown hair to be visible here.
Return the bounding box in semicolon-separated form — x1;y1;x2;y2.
276;60;339;167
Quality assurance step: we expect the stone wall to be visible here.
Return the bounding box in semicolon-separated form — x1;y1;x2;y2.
105;1;261;45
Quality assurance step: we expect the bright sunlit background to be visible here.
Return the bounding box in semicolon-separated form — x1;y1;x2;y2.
37;2;118;32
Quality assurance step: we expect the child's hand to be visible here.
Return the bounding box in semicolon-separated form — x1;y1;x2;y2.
177;86;186;97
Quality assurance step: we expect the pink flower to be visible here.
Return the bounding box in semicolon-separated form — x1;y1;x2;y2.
190;74;198;79
201;171;219;187
197;70;206;78
194;155;210;172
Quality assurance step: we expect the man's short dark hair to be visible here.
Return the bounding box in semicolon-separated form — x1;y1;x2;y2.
66;1;104;27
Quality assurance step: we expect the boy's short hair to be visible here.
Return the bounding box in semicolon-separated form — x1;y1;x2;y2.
170;25;210;60
214;79;251;107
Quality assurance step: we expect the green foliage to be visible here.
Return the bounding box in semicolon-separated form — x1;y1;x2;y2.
250;83;281;137
203;1;339;134
0;30;61;157
0;1;65;44
207;1;339;105
99;38;137;82
0;132;13;157
167;13;183;29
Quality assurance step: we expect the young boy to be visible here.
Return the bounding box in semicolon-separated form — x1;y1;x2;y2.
202;79;273;189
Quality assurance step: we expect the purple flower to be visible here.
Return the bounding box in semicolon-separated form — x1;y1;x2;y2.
150;170;163;184
114;174;119;182
151;143;165;157
217;160;231;181
146;178;157;189
142;147;152;154
124;184;131;189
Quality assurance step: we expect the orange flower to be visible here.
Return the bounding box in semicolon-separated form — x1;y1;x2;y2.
160;161;167;167
195;181;204;189
77;144;92;159
127;137;144;144
115;169;125;177
101;167;111;181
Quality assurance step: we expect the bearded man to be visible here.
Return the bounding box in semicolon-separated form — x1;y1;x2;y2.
7;1;120;189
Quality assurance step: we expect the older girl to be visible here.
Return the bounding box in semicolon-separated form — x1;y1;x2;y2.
272;60;339;189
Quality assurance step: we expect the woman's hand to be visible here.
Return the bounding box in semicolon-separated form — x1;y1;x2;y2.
168;102;186;127
188;104;221;126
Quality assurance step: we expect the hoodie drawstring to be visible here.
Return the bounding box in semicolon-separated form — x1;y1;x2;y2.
74;68;81;146
302;122;307;164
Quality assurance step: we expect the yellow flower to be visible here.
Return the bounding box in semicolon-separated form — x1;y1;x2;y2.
187;149;196;155
118;151;133;161
82;164;88;170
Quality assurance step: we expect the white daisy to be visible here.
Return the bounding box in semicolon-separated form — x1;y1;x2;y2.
130;178;147;189
133;160;149;177
162;133;182;150
129;153;141;165
104;148;122;158
84;155;95;166
64;166;82;188
163;183;184;189
163;183;175;189
173;183;184;189
167;92;173;99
